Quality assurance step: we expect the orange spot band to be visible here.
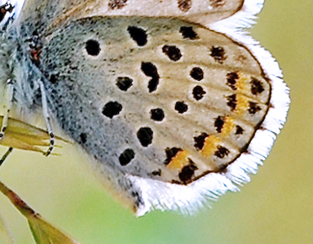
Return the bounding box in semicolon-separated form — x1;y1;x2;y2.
235;94;249;115
201;135;220;157
167;150;190;170
221;116;235;137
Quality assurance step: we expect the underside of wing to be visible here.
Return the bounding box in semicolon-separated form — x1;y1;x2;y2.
37;15;289;215
18;0;245;33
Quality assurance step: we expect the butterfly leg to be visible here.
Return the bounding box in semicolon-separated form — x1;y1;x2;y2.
39;80;54;156
0;78;14;142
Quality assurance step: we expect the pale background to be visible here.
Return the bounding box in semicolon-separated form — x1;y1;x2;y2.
0;0;312;243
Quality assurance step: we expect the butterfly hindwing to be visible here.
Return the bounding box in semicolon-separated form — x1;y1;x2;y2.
39;16;270;188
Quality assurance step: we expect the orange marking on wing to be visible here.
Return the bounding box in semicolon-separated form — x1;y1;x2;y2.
221;116;235;137
234;94;249;115
167;150;190;170
200;135;220;157
236;72;249;93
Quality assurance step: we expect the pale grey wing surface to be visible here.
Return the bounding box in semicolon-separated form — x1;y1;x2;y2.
18;0;244;34
38;16;270;199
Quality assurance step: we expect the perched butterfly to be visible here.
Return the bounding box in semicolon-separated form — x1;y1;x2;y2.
0;0;289;216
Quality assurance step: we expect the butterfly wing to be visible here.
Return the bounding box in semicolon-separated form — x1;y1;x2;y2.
18;0;244;34
36;15;281;214
10;0;289;216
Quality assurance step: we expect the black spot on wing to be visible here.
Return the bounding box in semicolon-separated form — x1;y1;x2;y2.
251;77;264;95
127;26;147;46
214;116;225;133
79;133;87;144
148;77;159;93
150;108;165;121
190;67;204;81
137;127;153;147
150;169;162;176
177;0;192;12
164;147;182;165
119;148;135;166
192;85;206;101
179;160;198;184
210;46;226;64
226;72;239;90
162;45;182;62
194;132;209;150
116;76;133;91
235;125;244;135
215;146;230;159
141;62;160;93
175;101;188;114
102;101;122;118
227;94;237;111
141;62;158;77
248;102;261;114
179;26;199;40
108;0;128;9
85;39;101;56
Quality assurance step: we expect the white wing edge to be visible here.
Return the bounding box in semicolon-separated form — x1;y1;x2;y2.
128;0;290;217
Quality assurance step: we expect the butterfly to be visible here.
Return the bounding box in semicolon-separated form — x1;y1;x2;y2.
0;0;289;216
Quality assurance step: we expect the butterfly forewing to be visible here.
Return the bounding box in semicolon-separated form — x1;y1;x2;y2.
39;17;270;185
19;0;244;34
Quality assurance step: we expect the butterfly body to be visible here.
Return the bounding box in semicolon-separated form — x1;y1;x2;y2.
0;0;289;215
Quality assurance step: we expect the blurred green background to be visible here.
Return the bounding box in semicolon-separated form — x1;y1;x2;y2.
0;0;312;243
